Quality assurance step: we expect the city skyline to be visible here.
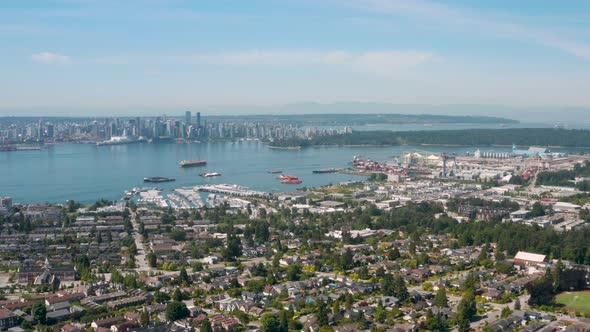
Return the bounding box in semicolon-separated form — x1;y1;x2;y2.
1;0;590;120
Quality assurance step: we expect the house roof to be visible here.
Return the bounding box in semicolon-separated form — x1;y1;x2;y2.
0;308;16;320
514;251;546;263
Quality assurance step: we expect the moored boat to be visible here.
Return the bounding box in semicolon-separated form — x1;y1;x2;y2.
180;160;207;167
144;177;176;183
312;168;338;174
200;172;221;177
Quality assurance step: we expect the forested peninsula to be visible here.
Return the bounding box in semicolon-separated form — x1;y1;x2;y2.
269;128;590;148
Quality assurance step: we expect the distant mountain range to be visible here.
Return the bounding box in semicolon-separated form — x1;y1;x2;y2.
208;113;518;126
4;101;590;125
0;112;517;126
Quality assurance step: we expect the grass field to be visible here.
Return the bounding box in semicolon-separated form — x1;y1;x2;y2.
556;291;590;313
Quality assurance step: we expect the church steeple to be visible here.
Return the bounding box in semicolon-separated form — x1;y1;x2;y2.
44;258;52;269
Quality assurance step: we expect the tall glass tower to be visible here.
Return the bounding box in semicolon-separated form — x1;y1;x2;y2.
185;111;192;125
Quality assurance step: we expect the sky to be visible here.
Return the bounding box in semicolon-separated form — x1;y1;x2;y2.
1;0;590;121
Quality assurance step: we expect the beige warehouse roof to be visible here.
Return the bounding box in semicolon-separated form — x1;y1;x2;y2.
514;251;546;263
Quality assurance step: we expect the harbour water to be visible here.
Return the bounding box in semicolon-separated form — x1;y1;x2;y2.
2;137;588;204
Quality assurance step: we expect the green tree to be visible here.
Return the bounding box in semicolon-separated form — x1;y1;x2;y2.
393;274;409;302
345;293;354;310
434;287;448;308
169;229;187;241
279;310;289;332
332;299;341;314
388;247;401;260
154;290;171;303
222;234;242;262
261;313;280;332
374;302;387;324
148;252;157;267
173;288;184;302
138;221;145;236
501;306;512;318
528;202;546;218
478;243;490;264
165;301;190;321
526;273;555;306
340;248;354;270
409;241;416;255
179;267;191;285
455;289;476;330
463;271;479;292
32;301;47;324
425;309;448;332
287;263;302;281
139;311;150;327
457;317;470;332
382;273;395;296
255;220;271;243
317;301;329;327
552;260;564;293
200;318;213;332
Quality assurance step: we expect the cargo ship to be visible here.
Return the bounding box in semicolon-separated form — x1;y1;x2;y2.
200;172;221;177
278;174;302;184
179;160;207;167
144;177;176;183
312;168;338;174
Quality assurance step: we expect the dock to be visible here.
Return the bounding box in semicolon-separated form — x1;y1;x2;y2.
194;184;268;197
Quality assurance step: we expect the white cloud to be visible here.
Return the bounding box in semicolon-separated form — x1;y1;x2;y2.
31;52;71;65
344;0;590;59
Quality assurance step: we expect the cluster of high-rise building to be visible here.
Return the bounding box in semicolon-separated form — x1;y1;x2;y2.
0;113;346;145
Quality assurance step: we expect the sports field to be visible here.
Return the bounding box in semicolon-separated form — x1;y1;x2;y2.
556;291;590;313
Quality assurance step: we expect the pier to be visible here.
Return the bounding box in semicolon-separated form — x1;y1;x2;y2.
194;184;268;197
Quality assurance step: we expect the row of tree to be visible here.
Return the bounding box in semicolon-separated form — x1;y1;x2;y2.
270;128;590;148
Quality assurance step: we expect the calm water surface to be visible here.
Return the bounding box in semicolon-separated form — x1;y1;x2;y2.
1;139;588;204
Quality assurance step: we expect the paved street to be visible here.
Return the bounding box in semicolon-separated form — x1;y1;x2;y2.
131;211;151;272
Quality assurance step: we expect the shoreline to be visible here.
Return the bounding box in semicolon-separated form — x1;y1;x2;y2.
5;140;590;152
416;143;590;149
269;142;590;149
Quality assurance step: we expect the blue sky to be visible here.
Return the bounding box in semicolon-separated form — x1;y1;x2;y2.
1;0;590;118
